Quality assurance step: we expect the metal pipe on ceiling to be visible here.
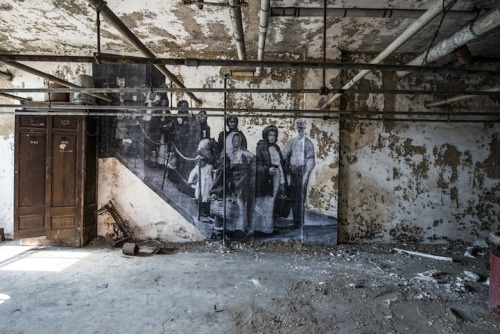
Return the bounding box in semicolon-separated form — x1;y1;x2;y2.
270;7;480;20
320;0;458;109
0;60;112;103
398;5;500;77
2;87;500;97
0;54;497;76
255;0;271;76
425;86;500;107
0;70;12;80
228;0;247;60
184;1;249;8
86;0;202;105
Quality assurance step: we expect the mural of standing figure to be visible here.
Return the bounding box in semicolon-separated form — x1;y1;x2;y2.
225;132;255;239
187;150;214;219
198;110;211;140
173;100;200;197
254;125;286;237
282;118;316;229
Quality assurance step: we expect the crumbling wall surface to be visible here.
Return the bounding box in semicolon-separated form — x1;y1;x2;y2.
98;157;205;242
0;112;14;238
340;121;499;243
339;53;500;243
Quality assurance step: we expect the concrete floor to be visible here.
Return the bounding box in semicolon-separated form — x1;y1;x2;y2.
0;238;499;334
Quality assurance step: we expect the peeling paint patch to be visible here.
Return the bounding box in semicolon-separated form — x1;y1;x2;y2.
389;222;424;243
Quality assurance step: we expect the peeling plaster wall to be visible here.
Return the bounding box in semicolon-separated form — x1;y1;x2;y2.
98;158;205;242
339;54;500;244
0;108;14;238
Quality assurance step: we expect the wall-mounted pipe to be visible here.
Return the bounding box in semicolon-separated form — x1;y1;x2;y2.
86;0;202;105
2;109;496;123
255;0;271;76
0;60;112;102
398;5;500;76
1;54;496;76
0;70;12;81
425;86;500;107
320;0;457;109
270;7;480;20
3;104;499;117
228;0;247;60
3;87;499;97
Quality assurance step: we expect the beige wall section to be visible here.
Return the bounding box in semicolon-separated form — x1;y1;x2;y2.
339;121;500;243
97;157;205;242
338;53;500;243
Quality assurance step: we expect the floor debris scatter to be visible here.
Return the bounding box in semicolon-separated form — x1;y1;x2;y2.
0;238;498;333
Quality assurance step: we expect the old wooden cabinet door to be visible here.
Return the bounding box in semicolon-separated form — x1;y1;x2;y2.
14;112;97;247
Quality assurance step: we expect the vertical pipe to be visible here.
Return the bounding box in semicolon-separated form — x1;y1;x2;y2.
255;0;271;76
222;74;228;246
228;0;247;60
322;0;327;90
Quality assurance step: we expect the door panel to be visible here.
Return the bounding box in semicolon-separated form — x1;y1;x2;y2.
48;118;82;244
14;113;97;246
14;117;47;239
51;132;77;206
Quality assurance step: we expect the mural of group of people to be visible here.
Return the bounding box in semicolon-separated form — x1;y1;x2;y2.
94;64;337;244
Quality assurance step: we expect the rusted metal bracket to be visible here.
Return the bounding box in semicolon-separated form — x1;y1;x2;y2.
97;201;132;246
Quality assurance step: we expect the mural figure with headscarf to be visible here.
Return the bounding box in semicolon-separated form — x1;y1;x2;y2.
253;125;287;236
224;132;255;238
215;116;247;158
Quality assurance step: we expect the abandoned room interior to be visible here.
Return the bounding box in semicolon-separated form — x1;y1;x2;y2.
0;0;499;333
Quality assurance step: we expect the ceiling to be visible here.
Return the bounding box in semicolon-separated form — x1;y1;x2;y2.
0;0;499;64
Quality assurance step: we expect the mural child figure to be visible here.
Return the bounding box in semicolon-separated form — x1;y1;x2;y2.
187;150;214;219
282;118;316;229
254;125;287;237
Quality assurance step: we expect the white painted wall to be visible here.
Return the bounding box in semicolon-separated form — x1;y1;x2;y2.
97;158;205;242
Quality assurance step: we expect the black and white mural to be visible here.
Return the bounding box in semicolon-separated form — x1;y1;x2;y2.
94;64;337;245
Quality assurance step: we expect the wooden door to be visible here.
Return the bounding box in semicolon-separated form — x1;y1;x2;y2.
14;115;48;239
46;116;82;244
14;112;97;246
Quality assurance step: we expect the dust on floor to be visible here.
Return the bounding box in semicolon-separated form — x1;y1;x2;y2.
0;238;498;333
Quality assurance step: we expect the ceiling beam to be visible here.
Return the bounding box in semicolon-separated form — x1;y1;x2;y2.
86;0;202;105
0;60;112;102
0;70;12;80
